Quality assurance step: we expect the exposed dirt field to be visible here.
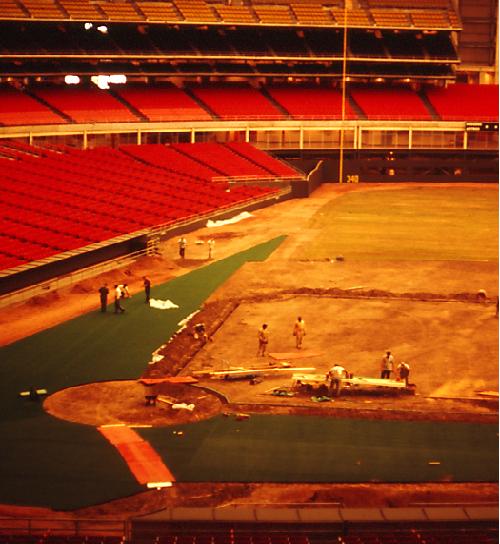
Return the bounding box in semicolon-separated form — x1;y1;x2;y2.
1;183;498;518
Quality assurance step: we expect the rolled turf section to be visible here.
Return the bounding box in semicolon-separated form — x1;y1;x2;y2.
0;236;285;510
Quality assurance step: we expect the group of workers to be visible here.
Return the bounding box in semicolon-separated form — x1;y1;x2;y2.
257;318;411;396
98;276;151;313
178;237;215;260
380;350;410;385
326;354;411;396
257;317;306;356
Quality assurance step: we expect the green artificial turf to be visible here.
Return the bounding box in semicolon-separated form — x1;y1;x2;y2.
0;416;143;510
0;236;285;509
298;186;498;261
141;414;498;483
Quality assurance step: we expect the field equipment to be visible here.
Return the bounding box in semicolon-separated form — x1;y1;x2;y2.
291;373;415;396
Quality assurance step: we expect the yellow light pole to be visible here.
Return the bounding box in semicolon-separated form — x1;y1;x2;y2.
339;1;348;183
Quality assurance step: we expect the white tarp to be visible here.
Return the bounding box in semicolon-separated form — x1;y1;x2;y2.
149;298;179;310
206;211;253;228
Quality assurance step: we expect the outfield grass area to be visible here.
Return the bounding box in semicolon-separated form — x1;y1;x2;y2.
299;186;498;261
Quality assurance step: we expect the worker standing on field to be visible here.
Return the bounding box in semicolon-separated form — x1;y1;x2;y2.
380;350;394;379
257;324;269;356
293;316;306;349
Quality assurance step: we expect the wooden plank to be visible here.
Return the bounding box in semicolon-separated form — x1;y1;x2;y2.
269;351;324;360
194;366;316;379
138;376;198;385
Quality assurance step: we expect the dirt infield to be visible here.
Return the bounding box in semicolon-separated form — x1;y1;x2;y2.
2;182;498;516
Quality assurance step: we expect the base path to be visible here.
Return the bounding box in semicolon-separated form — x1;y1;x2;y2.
99;425;175;485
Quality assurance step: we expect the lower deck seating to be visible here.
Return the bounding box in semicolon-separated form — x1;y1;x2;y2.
31;86;141;124
349;86;432;120
189;84;285;120
0;83;496;126
172;142;273;178
424;83;499;121
0;86;66;126
225;142;303;178
0;143;283;271
266;86;357;119
114;84;213;122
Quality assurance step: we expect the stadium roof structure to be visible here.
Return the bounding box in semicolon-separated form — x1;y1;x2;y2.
0;0;460;81
0;0;462;30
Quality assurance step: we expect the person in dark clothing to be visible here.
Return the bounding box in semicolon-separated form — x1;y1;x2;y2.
143;276;151;303
98;283;109;312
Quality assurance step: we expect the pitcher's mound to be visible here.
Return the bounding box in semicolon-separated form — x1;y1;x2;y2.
44;380;223;427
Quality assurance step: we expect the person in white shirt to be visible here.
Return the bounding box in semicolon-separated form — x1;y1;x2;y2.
178;237;187;258
328;363;347;396
292;316;306;349
207;238;215;259
380;350;394;379
114;284;125;314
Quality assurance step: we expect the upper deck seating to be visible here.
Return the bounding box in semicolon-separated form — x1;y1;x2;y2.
189;84;285;120
349;86;432;120
410;11;450;29
99;2;141;21
0;87;66;126
425;84;499;121
266;86;357;120
0;0;27;18
253;4;294;25
115;84;213;122
31;86;141;124
371;10;411;27
21;0;65;18
136;1;183;22
331;7;372;26
58;0;106;19
290;4;333;26
174;0;219;22
213;4;256;24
